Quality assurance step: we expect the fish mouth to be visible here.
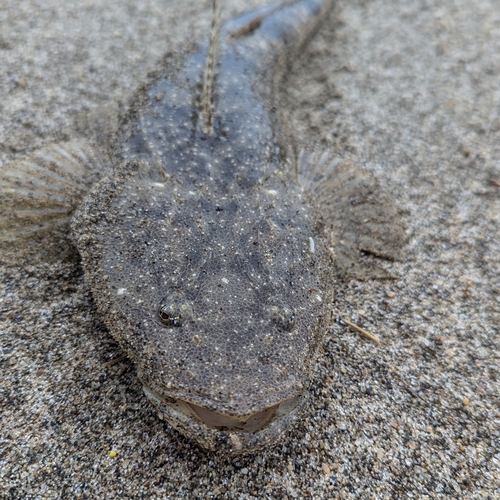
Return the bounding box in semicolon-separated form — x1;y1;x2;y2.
143;384;302;435
185;394;301;432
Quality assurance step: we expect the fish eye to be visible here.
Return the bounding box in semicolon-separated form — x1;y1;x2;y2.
266;302;296;332
157;296;193;328
158;307;183;327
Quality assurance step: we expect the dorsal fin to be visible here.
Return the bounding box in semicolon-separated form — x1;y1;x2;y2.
201;0;220;134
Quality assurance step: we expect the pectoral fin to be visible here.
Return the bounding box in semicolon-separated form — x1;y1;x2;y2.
298;149;407;279
0;140;107;264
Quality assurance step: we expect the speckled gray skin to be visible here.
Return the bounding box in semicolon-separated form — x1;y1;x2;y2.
72;0;335;453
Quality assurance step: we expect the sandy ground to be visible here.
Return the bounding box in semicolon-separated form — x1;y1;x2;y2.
1;0;499;498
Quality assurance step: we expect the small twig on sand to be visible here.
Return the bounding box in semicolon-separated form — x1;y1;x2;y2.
342;318;381;346
102;354;128;368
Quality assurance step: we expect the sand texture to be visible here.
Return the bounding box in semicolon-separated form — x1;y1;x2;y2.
1;0;498;498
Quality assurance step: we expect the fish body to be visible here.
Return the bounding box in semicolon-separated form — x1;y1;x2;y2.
73;0;334;453
1;0;402;454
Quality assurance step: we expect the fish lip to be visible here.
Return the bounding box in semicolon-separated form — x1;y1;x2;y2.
142;383;306;453
185;400;280;432
143;382;303;416
140;371;306;415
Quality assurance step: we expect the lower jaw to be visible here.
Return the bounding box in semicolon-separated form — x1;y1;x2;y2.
147;392;307;454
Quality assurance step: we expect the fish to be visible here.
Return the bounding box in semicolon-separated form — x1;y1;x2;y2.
0;0;404;453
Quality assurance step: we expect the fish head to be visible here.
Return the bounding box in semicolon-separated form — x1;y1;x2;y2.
74;169;327;453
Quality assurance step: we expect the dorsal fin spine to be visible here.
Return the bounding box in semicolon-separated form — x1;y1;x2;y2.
201;0;220;134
